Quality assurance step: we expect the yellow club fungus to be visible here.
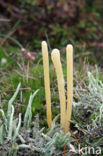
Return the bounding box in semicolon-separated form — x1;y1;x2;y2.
42;41;52;128
42;41;73;133
65;44;73;133
51;49;66;129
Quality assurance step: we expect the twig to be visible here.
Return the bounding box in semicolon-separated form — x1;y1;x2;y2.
69;128;80;145
0;29;16;47
19;144;41;152
0;18;10;22
18;134;26;144
15;70;36;80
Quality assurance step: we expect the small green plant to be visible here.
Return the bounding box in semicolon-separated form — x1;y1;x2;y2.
0;83;21;143
0;83;76;155
73;66;103;149
0;83;39;155
24;89;39;129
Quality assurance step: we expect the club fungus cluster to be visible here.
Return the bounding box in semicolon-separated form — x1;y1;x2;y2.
42;41;73;133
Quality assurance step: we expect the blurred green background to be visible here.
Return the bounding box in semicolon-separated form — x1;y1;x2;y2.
0;0;103;64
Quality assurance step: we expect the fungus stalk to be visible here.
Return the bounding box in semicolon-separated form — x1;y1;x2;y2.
65;45;73;133
51;49;66;129
42;41;52;128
